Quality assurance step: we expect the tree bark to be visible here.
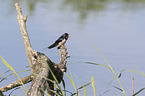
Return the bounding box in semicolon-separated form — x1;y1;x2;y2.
0;3;69;96
0;74;34;92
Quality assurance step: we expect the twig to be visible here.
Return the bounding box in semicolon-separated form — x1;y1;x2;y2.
0;74;34;92
132;77;134;95
46;45;70;95
15;3;34;72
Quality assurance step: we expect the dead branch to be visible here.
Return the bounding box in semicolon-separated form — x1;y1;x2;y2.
0;74;34;92
15;3;34;72
0;3;70;96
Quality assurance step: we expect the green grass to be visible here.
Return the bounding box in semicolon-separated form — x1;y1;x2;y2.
93;45;126;96
91;76;95;96
1;44;145;96
0;56;27;96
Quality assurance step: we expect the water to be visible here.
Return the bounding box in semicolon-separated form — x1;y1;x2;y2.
0;0;145;96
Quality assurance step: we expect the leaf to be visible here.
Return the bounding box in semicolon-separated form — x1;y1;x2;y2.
47;65;64;96
128;70;139;73
91;76;96;96
65;73;76;90
0;70;10;78
118;72;122;78
112;85;123;92
8;87;20;96
128;70;145;77
82;82;91;96
70;82;91;96
118;70;125;78
0;78;6;83
62;79;66;95
77;82;91;90
132;87;145;96
99;89;110;96
93;45;126;96
83;84;87;96
0;56;27;95
84;62;111;69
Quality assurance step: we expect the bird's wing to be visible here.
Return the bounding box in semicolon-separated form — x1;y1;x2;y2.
48;35;65;49
48;42;58;49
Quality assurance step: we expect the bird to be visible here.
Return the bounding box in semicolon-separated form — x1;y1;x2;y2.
42;33;69;50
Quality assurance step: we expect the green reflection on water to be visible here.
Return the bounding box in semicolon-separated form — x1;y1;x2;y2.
3;0;145;19
61;0;108;20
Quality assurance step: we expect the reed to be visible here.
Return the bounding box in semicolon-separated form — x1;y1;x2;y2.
0;56;27;96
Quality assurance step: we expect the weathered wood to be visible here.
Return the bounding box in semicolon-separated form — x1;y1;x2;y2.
27;52;56;96
15;3;53;96
46;45;70;95
0;3;70;96
0;74;34;92
15;3;34;72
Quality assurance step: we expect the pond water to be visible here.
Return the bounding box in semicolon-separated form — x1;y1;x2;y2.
0;0;145;96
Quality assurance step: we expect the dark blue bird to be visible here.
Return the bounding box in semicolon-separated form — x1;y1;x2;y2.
42;33;69;50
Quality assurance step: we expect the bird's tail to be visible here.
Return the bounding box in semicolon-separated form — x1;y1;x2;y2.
41;47;48;51
48;43;57;49
41;43;57;51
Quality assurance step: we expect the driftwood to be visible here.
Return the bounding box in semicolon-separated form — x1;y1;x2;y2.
0;3;69;96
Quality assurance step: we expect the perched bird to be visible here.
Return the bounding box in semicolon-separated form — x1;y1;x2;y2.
42;33;69;50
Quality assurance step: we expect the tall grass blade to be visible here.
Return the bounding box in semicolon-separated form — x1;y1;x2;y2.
0;70;10;78
83;84;87;96
84;62;111;69
40;88;59;96
0;56;27;96
0;78;7;83
0;69;31;84
0;70;11;83
77;82;91;90
109;70;125;85
93;45;126;96
65;73;76;90
62;90;73;95
91;76;96;96
99;89;110;96
132;87;145;96
62;79;65;90
8;87;20;96
62;79;66;95
112;85;123;92
118;72;122;78
128;69;145;77
69;82;91;96
78;82;91;96
109;75;116;85
47;65;65;96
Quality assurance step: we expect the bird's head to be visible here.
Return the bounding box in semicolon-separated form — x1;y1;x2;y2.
64;33;69;40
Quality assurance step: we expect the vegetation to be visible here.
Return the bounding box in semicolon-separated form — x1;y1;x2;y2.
4;0;145;20
1;45;145;95
0;0;144;95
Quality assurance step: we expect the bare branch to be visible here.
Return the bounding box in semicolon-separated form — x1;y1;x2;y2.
0;74;34;92
0;3;70;96
15;3;34;72
59;45;70;71
27;52;54;96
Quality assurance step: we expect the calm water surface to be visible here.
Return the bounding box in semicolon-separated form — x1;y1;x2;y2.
0;0;145;96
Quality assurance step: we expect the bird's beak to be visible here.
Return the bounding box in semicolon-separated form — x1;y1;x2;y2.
66;35;69;39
